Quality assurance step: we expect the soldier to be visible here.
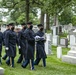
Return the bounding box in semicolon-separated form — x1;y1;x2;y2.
5;23;17;67
2;24;10;60
34;24;47;67
17;23;27;63
0;28;3;64
21;22;35;70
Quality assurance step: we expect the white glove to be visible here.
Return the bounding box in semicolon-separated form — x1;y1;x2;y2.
18;46;21;49
6;47;9;50
35;36;41;41
35;36;40;39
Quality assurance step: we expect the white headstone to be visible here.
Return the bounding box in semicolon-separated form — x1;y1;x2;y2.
45;33;52;41
62;46;76;64
52;26;58;35
52;35;59;46
57;46;62;58
45;34;52;55
0;67;4;75
60;38;68;47
45;40;51;55
1;27;6;32
70;35;76;46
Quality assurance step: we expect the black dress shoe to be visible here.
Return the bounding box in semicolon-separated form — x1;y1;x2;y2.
2;57;6;60
6;61;10;66
21;64;26;68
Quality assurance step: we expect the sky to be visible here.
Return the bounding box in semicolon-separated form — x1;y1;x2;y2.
0;8;8;22
0;8;41;22
0;8;8;12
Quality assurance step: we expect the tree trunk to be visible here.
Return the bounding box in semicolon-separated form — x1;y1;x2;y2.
46;13;50;30
40;10;44;25
54;14;58;26
26;0;30;23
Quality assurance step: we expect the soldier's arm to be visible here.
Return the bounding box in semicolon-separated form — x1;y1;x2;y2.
5;31;9;49
17;31;22;49
26;31;35;42
3;31;5;45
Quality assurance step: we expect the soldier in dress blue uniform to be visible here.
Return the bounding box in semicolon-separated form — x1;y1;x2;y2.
21;22;35;70
34;24;47;67
5;23;17;67
17;23;27;63
2;24;10;60
0;28;3;64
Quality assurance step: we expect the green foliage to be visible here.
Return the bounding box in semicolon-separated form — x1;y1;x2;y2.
16;13;25;24
59;33;68;38
1;0;76;26
43;0;72;15
59;7;73;25
71;15;76;25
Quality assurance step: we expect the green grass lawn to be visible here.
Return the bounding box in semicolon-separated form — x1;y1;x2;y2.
1;46;76;75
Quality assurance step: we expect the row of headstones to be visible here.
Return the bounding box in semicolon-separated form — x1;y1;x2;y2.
53;35;76;47
52;35;68;47
51;25;76;47
52;34;76;48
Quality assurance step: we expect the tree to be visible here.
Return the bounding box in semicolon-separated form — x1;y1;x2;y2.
43;0;72;26
71;15;76;25
59;7;73;25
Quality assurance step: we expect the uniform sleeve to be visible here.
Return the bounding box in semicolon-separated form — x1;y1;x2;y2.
0;33;3;57
25;30;35;42
5;32;9;47
2;33;4;44
3;31;5;45
16;34;18;46
17;31;22;46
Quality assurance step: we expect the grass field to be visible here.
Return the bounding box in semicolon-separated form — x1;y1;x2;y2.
1;46;76;75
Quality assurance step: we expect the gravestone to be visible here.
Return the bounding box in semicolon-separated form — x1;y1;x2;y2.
68;29;76;48
63;24;73;33
45;33;52;55
52;26;59;46
60;38;68;47
0;67;4;75
52;35;59;46
1;27;6;32
45;33;52;41
62;45;76;64
52;26;58;35
70;35;76;46
57;46;62;58
45;40;51;55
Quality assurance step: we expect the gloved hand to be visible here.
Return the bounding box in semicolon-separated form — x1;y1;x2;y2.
35;36;40;39
35;36;41;41
18;46;21;49
5;47;9;50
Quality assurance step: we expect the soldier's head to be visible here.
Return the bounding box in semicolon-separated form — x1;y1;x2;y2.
6;24;10;29
9;23;15;31
27;22;33;29
37;24;44;31
21;22;26;29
